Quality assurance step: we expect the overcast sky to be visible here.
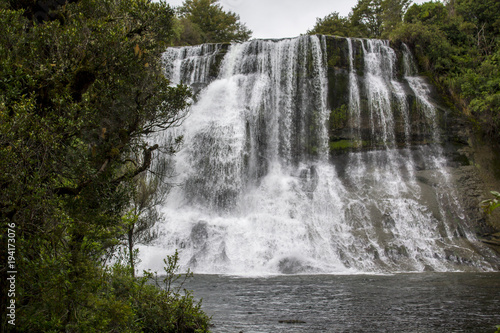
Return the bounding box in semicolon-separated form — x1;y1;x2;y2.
165;0;429;39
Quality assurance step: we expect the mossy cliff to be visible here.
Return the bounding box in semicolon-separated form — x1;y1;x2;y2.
322;36;447;153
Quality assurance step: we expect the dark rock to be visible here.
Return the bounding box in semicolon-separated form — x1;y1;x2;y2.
190;220;209;248
278;257;310;274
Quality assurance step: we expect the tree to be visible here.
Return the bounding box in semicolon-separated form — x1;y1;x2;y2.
404;1;448;25
177;0;252;44
307;12;350;37
307;0;410;39
124;155;176;277
350;0;384;38
173;16;204;46
0;0;210;331
454;0;500;56
380;0;412;37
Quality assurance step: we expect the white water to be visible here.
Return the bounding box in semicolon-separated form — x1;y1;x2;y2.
138;36;496;275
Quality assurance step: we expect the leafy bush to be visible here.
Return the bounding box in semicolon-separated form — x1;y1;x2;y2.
130;250;211;333
481;191;500;215
74;250;211;333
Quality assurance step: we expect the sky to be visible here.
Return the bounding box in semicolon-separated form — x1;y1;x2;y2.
165;0;429;39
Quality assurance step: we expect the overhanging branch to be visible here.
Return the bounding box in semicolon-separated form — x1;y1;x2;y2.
112;144;159;184
54;158;110;196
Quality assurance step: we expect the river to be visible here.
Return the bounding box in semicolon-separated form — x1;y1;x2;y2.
184;273;500;332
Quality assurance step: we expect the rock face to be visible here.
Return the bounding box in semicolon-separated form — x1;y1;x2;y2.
323;37;448;152
152;35;500;274
323;36;500;241
452;138;500;241
327;37;500;239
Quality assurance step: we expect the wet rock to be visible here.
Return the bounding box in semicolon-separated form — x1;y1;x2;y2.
188;221;209;267
300;165;319;193
423;265;435;272
191;220;209;248
480;233;500;251
278;257;309;274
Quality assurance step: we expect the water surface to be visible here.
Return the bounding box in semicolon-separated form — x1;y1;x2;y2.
185;273;500;332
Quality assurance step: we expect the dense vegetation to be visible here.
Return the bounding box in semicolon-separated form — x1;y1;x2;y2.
0;0;254;330
172;0;252;45
308;0;500;138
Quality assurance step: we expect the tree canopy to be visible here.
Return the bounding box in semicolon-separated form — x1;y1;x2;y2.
0;0;209;331
307;0;411;38
173;0;252;45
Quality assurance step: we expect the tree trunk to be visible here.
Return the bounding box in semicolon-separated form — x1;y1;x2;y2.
128;226;135;278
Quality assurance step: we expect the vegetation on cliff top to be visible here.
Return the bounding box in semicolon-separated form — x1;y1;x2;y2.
308;0;500;138
172;0;252;45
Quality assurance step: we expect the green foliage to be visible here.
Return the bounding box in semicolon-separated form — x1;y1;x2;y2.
173;16;204;46
307;12;350;37
350;0;385;38
455;0;500;51
0;1;211;331
389;0;500;137
378;0;412;36
173;0;252;45
481;191;500;215
389;21;453;73
404;2;447;25
329;104;349;130
98;250;211;333
46;250;211;333
307;0;410;38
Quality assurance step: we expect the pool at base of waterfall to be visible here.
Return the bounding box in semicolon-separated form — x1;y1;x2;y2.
180;272;500;333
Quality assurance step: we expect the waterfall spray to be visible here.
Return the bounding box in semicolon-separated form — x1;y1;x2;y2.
138;36;497;275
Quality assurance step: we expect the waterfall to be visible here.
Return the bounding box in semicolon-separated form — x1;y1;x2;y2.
139;36;497;275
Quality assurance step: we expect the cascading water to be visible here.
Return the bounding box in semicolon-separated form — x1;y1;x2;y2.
139;35;498;274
